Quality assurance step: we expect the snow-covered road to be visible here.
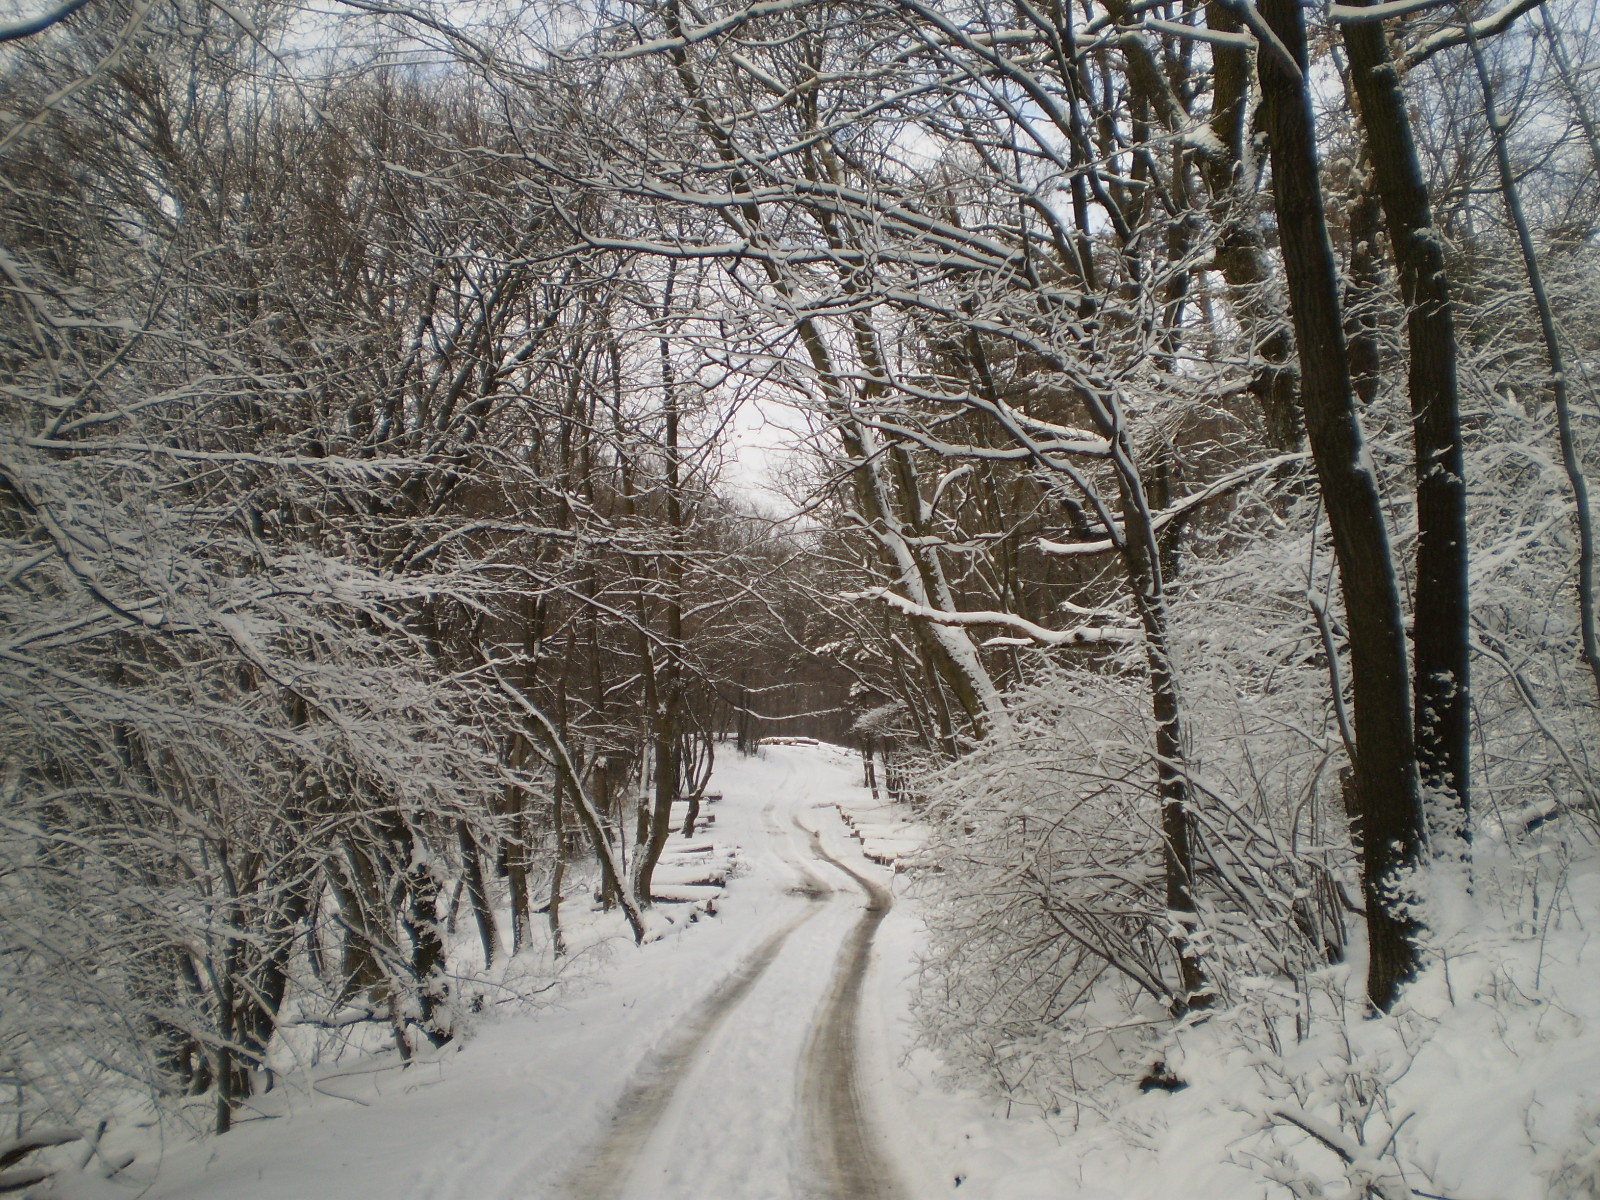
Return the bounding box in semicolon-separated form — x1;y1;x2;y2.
140;743;928;1200
566;777;907;1200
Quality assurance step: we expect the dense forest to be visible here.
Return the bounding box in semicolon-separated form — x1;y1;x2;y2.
2;0;1598;1191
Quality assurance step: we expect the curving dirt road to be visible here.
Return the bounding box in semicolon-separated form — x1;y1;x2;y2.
563;795;907;1200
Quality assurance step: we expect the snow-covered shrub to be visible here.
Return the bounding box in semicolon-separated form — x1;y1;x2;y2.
911;617;1355;1112
0;407;510;1134
912;663;1174;1111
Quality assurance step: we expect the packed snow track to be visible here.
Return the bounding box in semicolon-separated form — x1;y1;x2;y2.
794;825;904;1200
563;773;909;1200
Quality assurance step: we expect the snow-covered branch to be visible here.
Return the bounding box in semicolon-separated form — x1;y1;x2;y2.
844;588;1140;646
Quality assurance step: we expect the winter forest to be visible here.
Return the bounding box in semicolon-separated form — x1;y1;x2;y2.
3;0;1599;1193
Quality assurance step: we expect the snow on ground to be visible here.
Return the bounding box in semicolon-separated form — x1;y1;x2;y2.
43;742;1600;1200
79;741;940;1200
837;752;1600;1200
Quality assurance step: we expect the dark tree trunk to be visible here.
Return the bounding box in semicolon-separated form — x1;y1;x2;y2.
548;771;568;956
1115;473;1211;1011
331;842;387;1002
457;819;497;968
393;822;451;1051
736;679;757;754
1256;0;1425;1011
636;705;679;906
635;296;687;907
1343;12;1472;840
502;753;534;954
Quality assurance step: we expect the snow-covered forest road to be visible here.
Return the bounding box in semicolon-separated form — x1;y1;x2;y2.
142;744;929;1200
564;753;907;1200
11;1;1600;1192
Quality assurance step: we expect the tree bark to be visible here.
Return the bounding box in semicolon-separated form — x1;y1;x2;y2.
502;735;534;954
457;819;498;968
1343;12;1472;839
634;295;686;907
1117;471;1212;1009
548;771;568;957
1256;0;1424;1011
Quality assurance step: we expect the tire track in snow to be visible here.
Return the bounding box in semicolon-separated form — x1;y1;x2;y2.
796;820;908;1200
562;803;830;1200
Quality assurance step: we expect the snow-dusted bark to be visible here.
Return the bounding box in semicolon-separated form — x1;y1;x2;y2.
1256;0;1425;1009
1342;5;1472;836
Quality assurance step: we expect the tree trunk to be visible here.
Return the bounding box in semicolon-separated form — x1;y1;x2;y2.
636;704;678;907
548;772;568;957
1343;11;1472;839
330;842;387;1003
1256;0;1424;1011
502;737;534;955
457;819;497;968
635;301;686;908
394;821;451;1051
1116;473;1212;1010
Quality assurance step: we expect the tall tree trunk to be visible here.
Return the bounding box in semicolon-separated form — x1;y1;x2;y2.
393;820;451;1052
1117;472;1212;1010
330;841;387;1003
502;736;534;954
636;702;679;907
1343;10;1472;839
1256;0;1424;1011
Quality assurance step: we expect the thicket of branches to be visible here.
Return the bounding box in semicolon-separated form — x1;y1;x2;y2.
401;0;1599;1105
3;0;1598;1168
0;0;852;1145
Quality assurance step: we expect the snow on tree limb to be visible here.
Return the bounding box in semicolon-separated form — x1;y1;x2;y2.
0;0;94;43
1403;0;1546;67
1038;453;1307;557
845;588;1140;646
